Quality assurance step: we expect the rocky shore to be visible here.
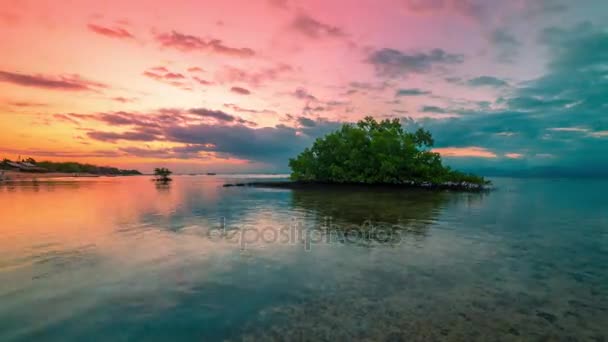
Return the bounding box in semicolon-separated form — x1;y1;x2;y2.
223;180;492;192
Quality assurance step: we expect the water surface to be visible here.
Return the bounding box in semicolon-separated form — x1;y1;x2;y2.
1;176;607;341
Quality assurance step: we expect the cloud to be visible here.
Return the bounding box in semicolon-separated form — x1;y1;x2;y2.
395;88;431;96
0;70;106;91
489;28;521;63
366;48;464;78
87;129;159;143
403;0;487;21
155;31;255;57
349;81;390;92
505;153;523;159
293;88;316;100
466;76;508;87
290;13;346;39
230;86;251;95
193;77;213;86
111;96;137;103
215;64;293;87
420;105;448;113
399;23;608;175
187;67;204;73
188;108;236;122
297;117;317;127
5;100;47;107
224;103;276;115
51;109;341;165
432;146;497;158
143;67;191;90
87;24;134;39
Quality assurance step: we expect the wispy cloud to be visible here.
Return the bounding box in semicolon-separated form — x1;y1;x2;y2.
155;31;255;57
230;86;251;95
87;24;134;39
395;88;431;96
432;146;497;158
0;70;106;91
290;13;347;39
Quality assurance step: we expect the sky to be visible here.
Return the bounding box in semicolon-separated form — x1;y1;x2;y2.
1;0;607;175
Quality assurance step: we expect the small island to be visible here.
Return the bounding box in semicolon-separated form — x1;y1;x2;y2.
225;117;490;191
153;167;173;183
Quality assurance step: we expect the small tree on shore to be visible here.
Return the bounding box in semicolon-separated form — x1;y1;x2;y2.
154;168;172;182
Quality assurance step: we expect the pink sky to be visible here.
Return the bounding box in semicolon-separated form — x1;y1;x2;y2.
2;0;602;173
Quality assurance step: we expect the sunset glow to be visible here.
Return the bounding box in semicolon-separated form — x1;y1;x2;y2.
1;0;607;174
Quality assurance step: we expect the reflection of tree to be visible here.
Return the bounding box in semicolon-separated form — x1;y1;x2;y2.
290;187;454;239
155;180;172;193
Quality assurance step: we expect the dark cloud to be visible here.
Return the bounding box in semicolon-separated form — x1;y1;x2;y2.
0;70;106;91
189;108;236;122
293;88;316;100
52;109;341;165
366;48;464;78
87;24;134;39
349;81;390;92
155;31;255;57
290;13;346;39
466;76;508;87
193;77;213;86
420;105;448;113
230;86;251;95
297;117;317;127
395;88;431;96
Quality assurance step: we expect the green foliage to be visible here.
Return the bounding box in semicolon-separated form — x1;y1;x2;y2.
0;157;141;175
153;167;172;181
289;116;488;185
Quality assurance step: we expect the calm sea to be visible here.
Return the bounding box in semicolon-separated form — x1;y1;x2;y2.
0;176;607;341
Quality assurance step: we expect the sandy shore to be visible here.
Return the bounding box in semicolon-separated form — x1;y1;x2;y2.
0;170;101;181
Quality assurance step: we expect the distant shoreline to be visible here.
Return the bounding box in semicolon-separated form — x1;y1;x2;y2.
0;171;135;182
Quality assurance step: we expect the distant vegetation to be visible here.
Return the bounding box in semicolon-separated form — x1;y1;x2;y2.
289;117;488;186
0;157;141;175
153;167;173;182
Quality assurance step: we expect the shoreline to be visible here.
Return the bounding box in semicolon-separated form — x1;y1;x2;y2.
223;180;491;192
0;171;125;182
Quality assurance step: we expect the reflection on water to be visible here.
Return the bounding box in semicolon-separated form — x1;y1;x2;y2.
0;176;607;341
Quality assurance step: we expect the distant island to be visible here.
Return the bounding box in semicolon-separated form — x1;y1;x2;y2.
1;157;141;181
226;117;490;191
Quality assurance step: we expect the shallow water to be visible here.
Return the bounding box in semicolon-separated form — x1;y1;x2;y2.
0;176;607;341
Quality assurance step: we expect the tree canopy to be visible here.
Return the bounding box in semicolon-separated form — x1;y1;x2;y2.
153;167;173;182
289;116;487;185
